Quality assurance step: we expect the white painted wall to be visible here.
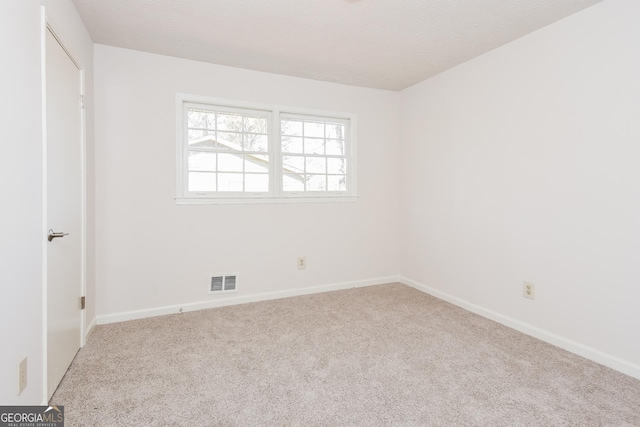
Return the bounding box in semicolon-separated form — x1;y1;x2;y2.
3;0;636;404
0;0;45;405
94;45;400;320
400;0;640;376
0;0;93;404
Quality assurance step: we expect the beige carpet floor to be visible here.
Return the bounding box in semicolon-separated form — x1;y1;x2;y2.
52;283;640;426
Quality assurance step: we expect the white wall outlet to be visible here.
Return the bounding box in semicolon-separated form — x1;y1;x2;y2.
523;282;535;300
18;357;27;395
297;256;306;270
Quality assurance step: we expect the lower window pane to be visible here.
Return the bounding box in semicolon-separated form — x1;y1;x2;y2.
283;174;304;191
328;175;347;191
218;173;243;191
245;155;269;173
283;156;304;173
306;174;326;191
188;129;215;147
189;172;216;192
327;158;346;174
245;174;269;192
306;157;326;174
188;151;216;171
218;153;244;172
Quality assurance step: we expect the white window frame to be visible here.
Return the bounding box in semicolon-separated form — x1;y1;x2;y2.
176;93;358;204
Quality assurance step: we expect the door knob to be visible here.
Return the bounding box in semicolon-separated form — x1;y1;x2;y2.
48;229;69;242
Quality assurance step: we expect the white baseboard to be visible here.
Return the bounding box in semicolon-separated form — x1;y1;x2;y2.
85;317;97;340
399;276;640;380
96;275;400;325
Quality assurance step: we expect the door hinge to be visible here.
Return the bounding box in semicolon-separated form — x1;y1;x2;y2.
80;95;85;109
80;296;86;310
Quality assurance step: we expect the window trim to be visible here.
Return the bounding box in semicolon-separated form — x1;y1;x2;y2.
176;93;358;204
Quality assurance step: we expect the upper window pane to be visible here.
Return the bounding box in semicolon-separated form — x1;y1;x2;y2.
304;121;324;138
282;136;303;153
217;113;243;132
282;120;303;136
188;129;216;148
326;139;345;155
326;124;344;139
244;134;268;152
188;109;215;129
245;116;268;134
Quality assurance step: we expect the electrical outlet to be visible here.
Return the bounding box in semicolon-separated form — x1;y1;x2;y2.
18;357;27;395
523;282;535;300
297;256;306;270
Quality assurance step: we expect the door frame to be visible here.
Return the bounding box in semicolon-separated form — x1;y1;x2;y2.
40;6;87;404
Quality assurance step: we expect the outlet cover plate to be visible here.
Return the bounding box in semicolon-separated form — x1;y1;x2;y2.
18;357;27;395
523;282;535;300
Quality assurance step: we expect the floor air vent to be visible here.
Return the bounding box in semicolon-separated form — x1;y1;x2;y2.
210;275;237;294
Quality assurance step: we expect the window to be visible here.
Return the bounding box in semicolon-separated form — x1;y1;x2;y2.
281;114;349;193
184;104;270;193
176;94;357;204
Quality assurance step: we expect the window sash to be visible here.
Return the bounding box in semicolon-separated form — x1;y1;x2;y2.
183;102;272;196
278;113;350;196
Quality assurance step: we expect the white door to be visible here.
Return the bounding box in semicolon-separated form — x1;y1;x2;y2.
46;27;83;399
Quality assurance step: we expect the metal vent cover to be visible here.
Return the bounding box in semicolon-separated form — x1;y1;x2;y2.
209;275;237;294
210;276;224;292
224;275;236;291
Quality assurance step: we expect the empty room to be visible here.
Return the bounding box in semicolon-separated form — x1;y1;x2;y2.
2;0;640;425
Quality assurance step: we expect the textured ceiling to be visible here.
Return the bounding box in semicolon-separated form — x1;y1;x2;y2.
72;0;604;90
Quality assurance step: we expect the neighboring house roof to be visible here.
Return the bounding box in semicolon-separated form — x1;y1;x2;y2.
190;135;304;181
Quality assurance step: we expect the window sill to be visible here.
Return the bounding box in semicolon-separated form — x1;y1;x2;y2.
175;196;359;205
